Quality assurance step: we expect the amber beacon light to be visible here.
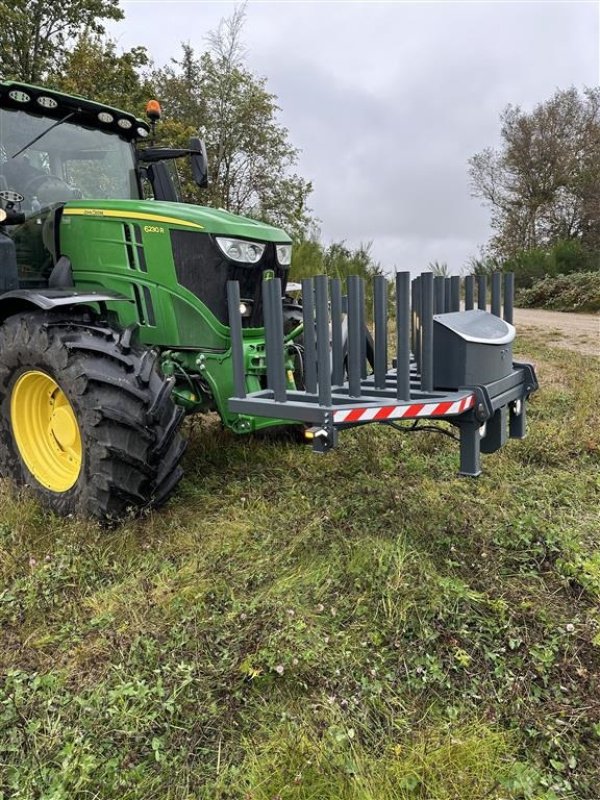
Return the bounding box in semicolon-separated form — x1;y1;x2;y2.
146;99;162;121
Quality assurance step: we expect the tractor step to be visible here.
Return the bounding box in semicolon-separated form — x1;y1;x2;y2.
226;271;538;477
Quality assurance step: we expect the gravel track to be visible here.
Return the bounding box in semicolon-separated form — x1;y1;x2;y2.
514;308;599;356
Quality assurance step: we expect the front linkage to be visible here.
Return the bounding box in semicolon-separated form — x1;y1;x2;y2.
227;271;538;476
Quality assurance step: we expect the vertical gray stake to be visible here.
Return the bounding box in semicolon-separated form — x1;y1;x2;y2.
491;272;501;317
396;271;411;401
464;275;474;310
358;277;367;379
330;278;344;386
478;275;487;310
420;272;434;392
262;278;287;402
411;277;417;356
414;276;422;373
434;276;445;314
262;277;276;393
444;278;451;313
450;275;461;312
271;277;287;402
503;272;514;324
301;278;317;394
227;281;246;399
314;275;332;406
347;275;362;397
373;275;388;389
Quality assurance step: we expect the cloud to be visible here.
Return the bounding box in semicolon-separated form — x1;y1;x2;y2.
112;0;599;272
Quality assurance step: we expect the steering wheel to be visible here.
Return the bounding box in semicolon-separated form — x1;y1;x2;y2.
22;173;75;200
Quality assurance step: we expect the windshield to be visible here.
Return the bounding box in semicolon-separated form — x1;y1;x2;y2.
0;108;140;212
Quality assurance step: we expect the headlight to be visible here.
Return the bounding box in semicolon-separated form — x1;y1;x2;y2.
276;244;292;266
215;237;266;264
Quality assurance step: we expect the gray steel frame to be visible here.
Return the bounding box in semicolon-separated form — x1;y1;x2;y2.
227;271;538;476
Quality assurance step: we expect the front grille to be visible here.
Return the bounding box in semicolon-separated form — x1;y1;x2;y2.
171;230;288;327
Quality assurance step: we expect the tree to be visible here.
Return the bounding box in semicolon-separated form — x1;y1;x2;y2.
469;87;600;258
49;34;152;115
0;0;123;84
428;260;450;277
150;6;312;237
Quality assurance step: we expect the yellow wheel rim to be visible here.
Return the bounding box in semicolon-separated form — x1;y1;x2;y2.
10;370;82;492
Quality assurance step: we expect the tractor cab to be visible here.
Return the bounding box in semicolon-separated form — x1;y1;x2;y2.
0;83;210;211
0;83;148;213
0;83;149;288
0;82;208;288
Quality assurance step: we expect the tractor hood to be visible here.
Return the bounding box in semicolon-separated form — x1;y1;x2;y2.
61;200;292;243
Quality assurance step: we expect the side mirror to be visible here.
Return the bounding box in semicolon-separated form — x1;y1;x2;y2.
189;136;208;188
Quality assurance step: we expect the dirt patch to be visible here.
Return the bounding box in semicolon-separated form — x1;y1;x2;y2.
514;308;599;357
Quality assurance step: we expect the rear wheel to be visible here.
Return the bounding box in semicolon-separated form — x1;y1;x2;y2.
0;311;186;521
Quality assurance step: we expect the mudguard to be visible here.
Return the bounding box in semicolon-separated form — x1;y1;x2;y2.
0;288;132;322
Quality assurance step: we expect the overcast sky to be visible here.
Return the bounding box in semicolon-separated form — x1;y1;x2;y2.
109;0;600;274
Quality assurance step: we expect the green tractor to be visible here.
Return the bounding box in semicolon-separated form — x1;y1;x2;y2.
0;83;303;520
0;82;538;521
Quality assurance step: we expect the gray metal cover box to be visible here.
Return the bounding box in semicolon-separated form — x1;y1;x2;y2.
433;310;515;389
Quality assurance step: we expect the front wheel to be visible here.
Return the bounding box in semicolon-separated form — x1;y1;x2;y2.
0;312;186;521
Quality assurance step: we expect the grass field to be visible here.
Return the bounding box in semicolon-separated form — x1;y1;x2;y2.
1;330;599;800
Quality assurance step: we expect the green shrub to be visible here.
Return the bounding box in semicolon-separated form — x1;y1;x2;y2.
290;239;386;316
517;271;600;312
466;254;503;276
551;239;598;276
504;248;556;289
469;241;600;290
291;239;383;284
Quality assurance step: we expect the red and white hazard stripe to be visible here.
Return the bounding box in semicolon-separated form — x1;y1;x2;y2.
333;393;475;424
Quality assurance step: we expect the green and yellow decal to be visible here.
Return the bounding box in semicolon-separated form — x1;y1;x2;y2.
63;207;204;230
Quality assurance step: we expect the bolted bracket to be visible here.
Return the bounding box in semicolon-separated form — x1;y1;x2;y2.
305;424;338;453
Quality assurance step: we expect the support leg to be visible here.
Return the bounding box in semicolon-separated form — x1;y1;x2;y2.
459;421;482;477
509;399;527;439
481;407;508;454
